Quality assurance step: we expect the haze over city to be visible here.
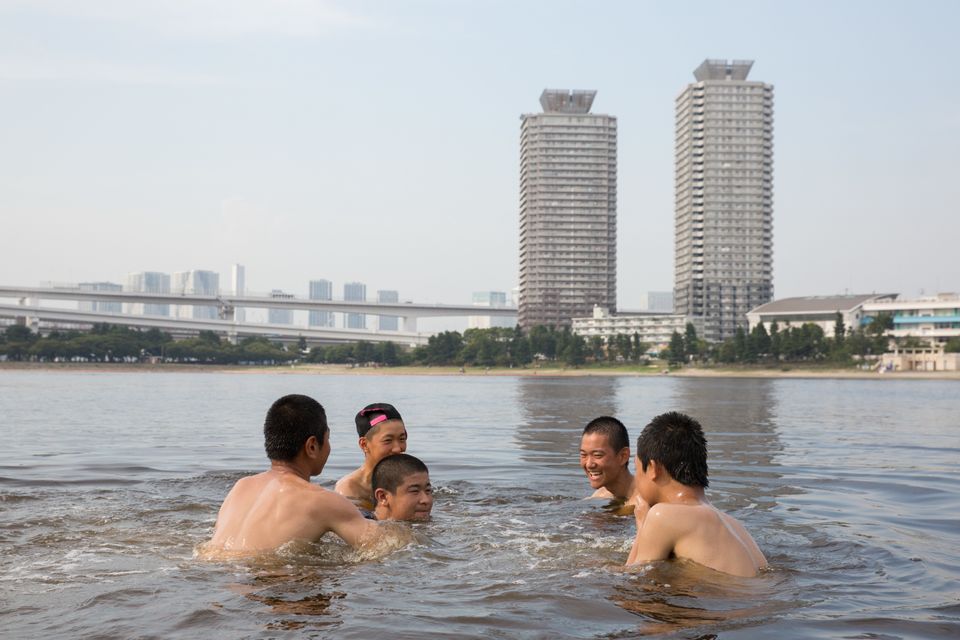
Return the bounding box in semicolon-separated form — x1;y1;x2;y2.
2;0;957;323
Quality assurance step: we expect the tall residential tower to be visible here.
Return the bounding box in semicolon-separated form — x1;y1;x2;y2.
518;89;617;329
674;59;774;341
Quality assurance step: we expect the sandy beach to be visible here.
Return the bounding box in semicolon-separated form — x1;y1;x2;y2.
2;361;958;380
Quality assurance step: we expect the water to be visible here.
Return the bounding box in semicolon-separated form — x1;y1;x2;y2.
1;370;958;638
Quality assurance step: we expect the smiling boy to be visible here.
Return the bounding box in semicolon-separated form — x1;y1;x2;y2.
371;454;434;521
580;416;636;508
626;411;767;577
335;402;408;510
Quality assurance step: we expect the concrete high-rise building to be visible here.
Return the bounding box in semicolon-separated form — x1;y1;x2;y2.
172;270;220;320
518;89;617;329
308;279;334;327
376;290;399;331
231;264;246;323
344;282;366;329
78;282;122;314
674;59;774;342
125;271;170;316
268;289;294;325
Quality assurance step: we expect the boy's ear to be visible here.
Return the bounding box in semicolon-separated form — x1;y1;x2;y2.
359;436;369;454
617;447;630;466
374;488;388;505
304;435;320;457
647;459;663;479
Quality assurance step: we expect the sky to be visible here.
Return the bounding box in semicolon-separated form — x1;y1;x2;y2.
1;0;958;325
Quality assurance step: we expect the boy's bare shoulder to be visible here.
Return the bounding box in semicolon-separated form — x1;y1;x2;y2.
588;486;614;499
334;469;361;493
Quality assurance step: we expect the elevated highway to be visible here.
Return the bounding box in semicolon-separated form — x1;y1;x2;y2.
0;303;428;345
0;284;518;344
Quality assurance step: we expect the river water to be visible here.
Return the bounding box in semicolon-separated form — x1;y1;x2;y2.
1;370;958;638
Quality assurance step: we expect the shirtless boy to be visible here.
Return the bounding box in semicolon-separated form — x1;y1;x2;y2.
205;394;382;555
335;403;407;510
580;416;636;506
626;411;767;577
371;454;434;522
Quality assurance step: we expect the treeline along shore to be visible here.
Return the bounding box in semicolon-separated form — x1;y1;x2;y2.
1;319;958;377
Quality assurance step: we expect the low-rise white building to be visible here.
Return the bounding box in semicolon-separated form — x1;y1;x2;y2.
746;294;897;336
747;293;960;345
863;293;960;343
572;306;705;353
880;344;960;372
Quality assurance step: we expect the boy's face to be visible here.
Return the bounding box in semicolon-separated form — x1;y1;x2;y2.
361;420;407;463
579;432;630;490
377;471;433;521
635;454;659;505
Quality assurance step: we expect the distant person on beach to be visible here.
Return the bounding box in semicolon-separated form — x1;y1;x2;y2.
372;454;434;521
625;411;767;577
204;394;390;555
580;416;636;513
335;402;407;510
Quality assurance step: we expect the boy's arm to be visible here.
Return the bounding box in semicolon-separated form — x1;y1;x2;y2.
318;491;380;549
625;503;674;565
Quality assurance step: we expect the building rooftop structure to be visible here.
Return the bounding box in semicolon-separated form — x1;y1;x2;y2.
693;59;754;81
538;89;596;113
750;294;898;316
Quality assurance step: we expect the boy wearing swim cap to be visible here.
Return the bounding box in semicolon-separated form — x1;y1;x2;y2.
626;411;767;577
335;402;407;510
580;416;637;513
372;454;434;522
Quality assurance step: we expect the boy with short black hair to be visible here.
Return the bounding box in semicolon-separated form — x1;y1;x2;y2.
335;402;408;510
580;416;636;507
205;394;387;555
626;411;767;577
371;453;434;522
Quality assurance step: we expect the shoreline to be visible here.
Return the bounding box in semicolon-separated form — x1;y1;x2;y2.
1;361;958;380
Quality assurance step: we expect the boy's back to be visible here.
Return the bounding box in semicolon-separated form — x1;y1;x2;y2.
206;469;376;555
626;411;767;577
628;500;766;577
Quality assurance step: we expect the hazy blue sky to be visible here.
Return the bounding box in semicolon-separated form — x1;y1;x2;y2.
2;0;957;313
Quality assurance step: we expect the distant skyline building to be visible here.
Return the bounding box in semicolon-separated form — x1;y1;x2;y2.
377;289;399;331
172;269;219;320
268;289;294;325
518;89;617;330
231;264;245;323
344;282;366;329
308;279;335;328
78;281;122;314
124;271;170;316
469;291;515;329
674;59;774;341
639;291;674;313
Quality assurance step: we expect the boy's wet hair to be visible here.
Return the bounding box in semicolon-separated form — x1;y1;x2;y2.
372;454;429;494
583;416;630;454
637;411;709;488
263;394;328;461
355;402;403;437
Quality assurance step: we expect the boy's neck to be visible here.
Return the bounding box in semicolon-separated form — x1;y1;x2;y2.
656;481;706;506
359;457;378;482
606;469;635;501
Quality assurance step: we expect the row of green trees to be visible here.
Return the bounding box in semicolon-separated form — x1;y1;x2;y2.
307;326;650;368
5;316;956;368
0;323;652;368
0;324;294;364
659;313;941;366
